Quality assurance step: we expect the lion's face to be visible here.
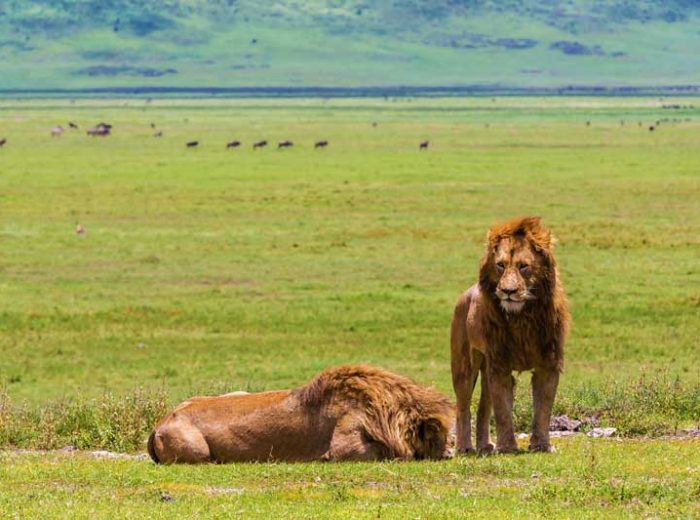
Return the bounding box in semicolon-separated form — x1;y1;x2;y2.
488;236;542;314
478;216;557;316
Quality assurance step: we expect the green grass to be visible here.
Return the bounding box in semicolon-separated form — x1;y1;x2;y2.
0;97;699;516
2;437;700;518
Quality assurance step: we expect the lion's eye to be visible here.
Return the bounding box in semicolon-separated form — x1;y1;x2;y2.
496;262;505;272
519;264;530;273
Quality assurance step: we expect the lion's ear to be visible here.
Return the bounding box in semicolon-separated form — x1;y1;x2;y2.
521;216;553;252
486;227;503;250
485;228;495;248
520;216;542;233
531;232;552;252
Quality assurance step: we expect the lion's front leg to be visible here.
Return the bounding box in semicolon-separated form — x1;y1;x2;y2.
530;368;559;453
488;367;518;453
475;361;494;454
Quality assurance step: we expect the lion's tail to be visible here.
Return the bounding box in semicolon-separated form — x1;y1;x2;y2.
147;430;160;464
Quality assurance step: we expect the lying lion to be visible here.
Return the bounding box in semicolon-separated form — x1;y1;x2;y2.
148;365;453;463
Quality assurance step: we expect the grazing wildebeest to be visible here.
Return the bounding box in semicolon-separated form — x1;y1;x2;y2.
51;126;64;137
419;140;429;150
151;123;156;129
87;126;110;137
649;126;655;132
0;138;6;147
153;131;163;137
278;140;293;149
253;140;268;149
68;122;79;129
97;122;113;130
585;121;591;126
186;140;199;148
314;140;328;149
372;122;378;127
226;140;241;149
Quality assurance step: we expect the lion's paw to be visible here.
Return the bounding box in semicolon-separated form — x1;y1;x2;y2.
495;445;522;455
455;446;477;456
476;443;495;456
529;444;556;454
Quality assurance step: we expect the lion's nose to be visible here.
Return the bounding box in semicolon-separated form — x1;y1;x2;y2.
501;287;517;296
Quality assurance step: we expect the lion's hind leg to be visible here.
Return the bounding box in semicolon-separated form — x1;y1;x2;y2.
451;290;478;454
151;415;212;464
475;355;495;455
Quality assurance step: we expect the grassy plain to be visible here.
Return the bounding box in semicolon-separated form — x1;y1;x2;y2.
0;97;699;516
2;437;700;519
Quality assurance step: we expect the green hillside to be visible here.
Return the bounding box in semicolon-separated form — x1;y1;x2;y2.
1;1;700;90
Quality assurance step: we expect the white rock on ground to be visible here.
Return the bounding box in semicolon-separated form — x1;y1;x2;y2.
587;427;617;438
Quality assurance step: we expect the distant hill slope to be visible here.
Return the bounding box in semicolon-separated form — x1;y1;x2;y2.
1;1;699;91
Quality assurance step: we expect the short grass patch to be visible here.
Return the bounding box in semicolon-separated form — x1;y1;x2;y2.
1;437;699;518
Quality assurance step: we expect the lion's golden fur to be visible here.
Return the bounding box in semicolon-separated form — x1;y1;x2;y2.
148;364;453;464
451;216;570;453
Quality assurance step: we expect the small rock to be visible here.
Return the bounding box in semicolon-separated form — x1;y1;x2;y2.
581;415;600;428
549;430;579;439
160;492;174;502
61;445;77;452
587;427;617;438
89;450;122;459
550;414;582;432
88;450;148;460
517;433;529;440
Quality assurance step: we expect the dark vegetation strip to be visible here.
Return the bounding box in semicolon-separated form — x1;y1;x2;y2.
1;85;699;99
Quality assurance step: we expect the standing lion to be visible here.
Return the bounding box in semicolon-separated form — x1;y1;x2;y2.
451;216;570;454
148;365;453;463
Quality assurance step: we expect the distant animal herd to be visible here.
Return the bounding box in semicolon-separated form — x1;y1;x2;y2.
0;121;343;150
0;116;691;151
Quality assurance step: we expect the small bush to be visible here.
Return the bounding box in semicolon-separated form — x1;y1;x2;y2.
1;374;699;453
0;387;168;452
549;373;700;435
491;373;700;437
